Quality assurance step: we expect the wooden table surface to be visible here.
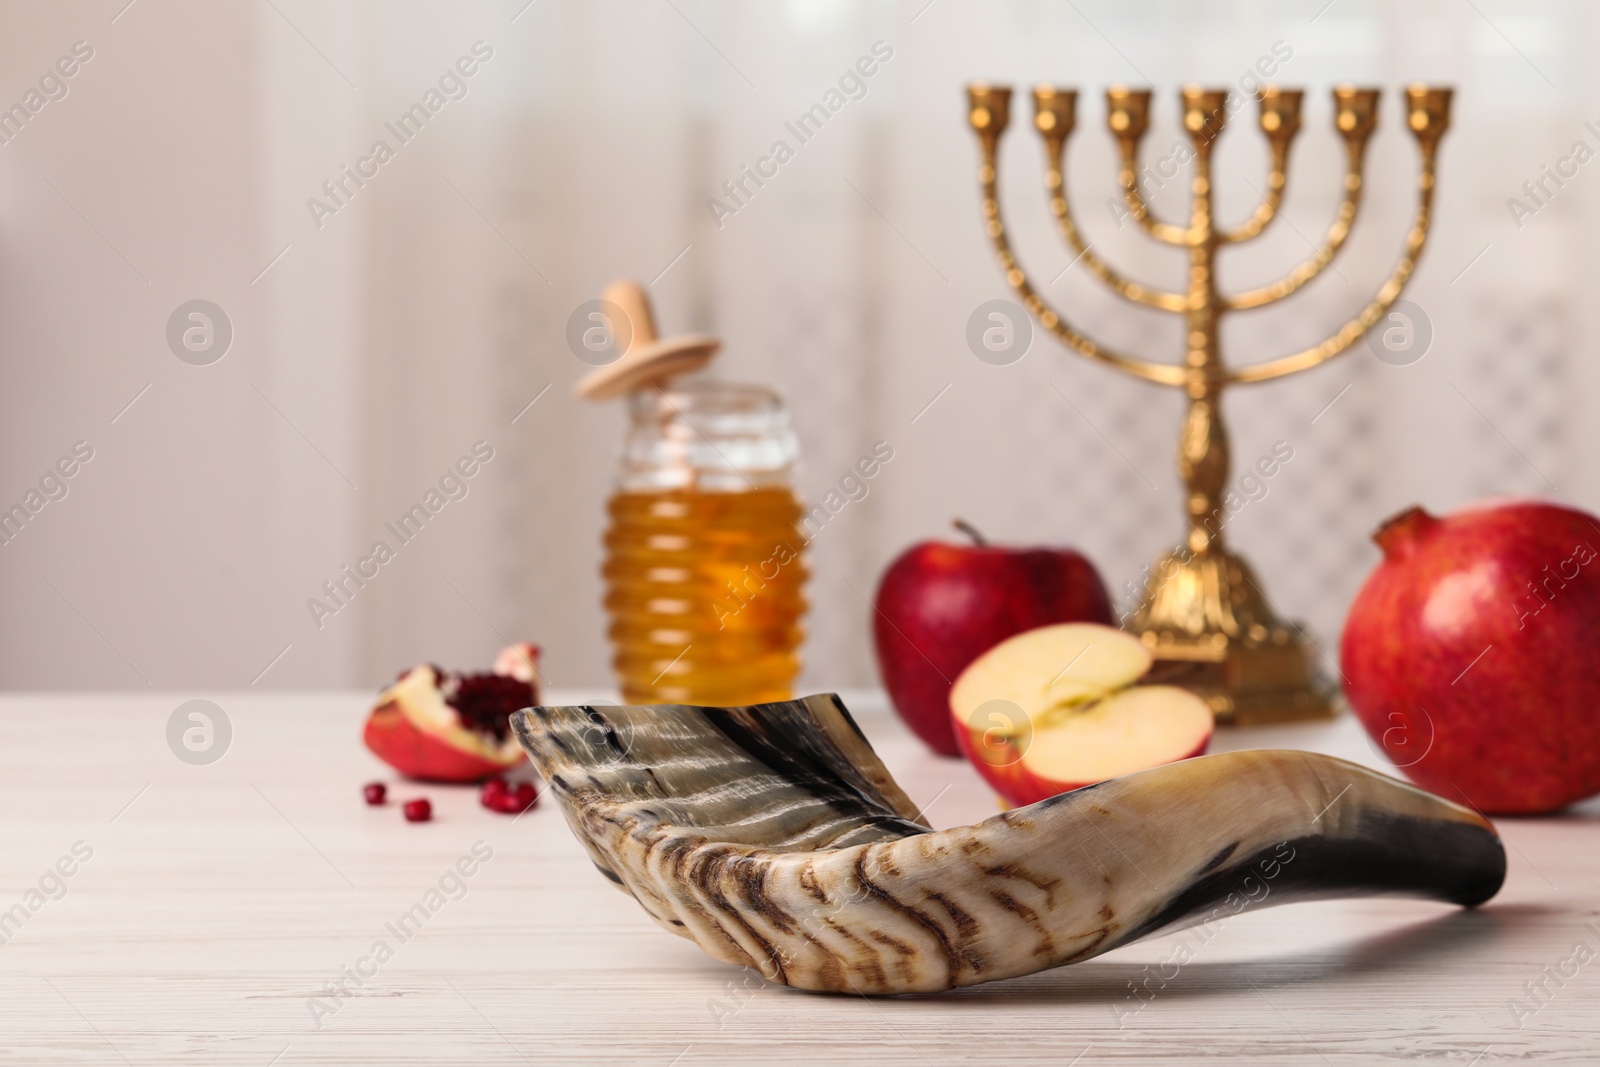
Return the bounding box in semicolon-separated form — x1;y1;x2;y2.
1;689;1595;1064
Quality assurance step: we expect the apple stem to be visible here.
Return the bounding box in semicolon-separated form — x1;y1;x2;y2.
952;519;988;547
1372;506;1439;560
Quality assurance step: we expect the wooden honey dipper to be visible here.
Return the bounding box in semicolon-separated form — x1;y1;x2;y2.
573;279;720;400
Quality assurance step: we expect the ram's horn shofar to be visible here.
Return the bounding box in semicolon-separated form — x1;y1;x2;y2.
512;694;1505;994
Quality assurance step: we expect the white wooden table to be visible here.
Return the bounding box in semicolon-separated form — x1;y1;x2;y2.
1;689;1595;1064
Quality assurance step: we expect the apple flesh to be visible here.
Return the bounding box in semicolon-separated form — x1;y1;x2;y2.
873;522;1114;756
949;623;1213;806
363;644;540;783
1342;502;1600;814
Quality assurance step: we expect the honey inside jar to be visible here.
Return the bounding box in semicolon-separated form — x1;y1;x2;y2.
604;485;807;705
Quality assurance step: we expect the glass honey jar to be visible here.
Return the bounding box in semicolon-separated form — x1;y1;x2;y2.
603;383;808;705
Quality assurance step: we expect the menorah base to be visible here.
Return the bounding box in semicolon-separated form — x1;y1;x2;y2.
1129;547;1341;726
1139;632;1340;725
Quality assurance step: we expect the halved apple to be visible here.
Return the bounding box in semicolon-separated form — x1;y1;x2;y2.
948;623;1213;806
362;644;539;782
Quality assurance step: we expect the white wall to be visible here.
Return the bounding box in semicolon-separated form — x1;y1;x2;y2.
0;0;1593;691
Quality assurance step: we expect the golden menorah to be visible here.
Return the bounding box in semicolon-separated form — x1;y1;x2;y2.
965;83;1452;724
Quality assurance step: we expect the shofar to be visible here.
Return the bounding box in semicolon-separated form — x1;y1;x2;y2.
512;694;1505;995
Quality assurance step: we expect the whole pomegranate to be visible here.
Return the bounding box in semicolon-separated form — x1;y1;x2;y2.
1341;501;1600;814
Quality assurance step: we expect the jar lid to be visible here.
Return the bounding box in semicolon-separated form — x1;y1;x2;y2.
574;279;720;401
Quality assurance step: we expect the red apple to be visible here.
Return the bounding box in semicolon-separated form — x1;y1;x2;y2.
1341;502;1600;814
873;521;1114;756
948;623;1213;806
363;643;540;783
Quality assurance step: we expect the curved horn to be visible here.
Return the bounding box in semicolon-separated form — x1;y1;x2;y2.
515;695;1505;995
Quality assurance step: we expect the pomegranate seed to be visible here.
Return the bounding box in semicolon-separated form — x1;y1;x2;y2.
483;781;538;814
402;798;432;823
362;782;387;806
481;776;509;799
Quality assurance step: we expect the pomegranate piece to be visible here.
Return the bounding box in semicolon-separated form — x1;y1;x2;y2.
402;798;432;823
362;644;542;783
362;782;387;806
494;643;540;684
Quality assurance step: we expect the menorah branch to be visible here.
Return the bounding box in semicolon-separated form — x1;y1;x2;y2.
967;85;1184;387
1040;134;1187;312
1219;88;1304;245
1116;142;1194;246
1106;86;1194;246
1225;137;1439;385
1223;139;1369;311
1219;141;1289;244
979;145;1186;388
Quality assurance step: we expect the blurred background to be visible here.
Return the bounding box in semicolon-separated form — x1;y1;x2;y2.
0;0;1592;692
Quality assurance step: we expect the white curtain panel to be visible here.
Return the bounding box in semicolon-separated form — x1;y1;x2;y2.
0;0;1591;690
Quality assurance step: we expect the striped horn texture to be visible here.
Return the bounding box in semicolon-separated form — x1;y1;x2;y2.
512;694;1505;994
